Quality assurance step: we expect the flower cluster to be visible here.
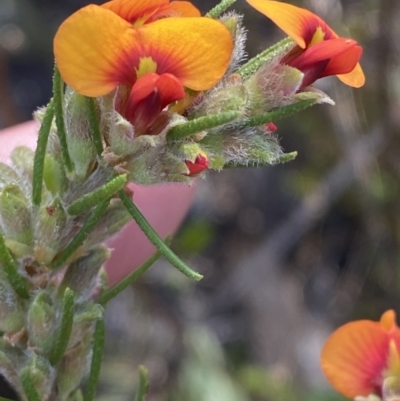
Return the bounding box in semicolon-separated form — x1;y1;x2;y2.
52;0;364;184
0;1;366;400
321;310;400;401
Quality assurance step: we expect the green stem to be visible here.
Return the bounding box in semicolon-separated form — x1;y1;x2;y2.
237;37;293;79
0;231;29;299
206;0;236;18
167;111;239;142
32;99;55;206
21;371;41;401
119;191;203;281
49;287;75;365
135;366;149;401
53;65;73;173
99;243;169;305
84;317;105;401
67;174;127;216
51;199;110;269
85;97;103;156
0;397;15;401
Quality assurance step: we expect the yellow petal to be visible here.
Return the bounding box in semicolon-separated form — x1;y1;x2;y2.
54;5;136;96
337;62;366;88
246;0;337;48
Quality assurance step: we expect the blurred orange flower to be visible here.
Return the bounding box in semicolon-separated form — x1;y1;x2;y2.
321;310;400;399
54;2;232;133
246;0;365;88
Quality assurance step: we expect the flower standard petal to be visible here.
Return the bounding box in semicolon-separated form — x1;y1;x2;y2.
135;17;233;91
102;0;169;23
321;319;390;398
245;0;336;48
151;1;201;20
54;5;136;97
102;0;200;26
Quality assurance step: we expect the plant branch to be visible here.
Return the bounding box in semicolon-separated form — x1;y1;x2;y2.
118;190;203;281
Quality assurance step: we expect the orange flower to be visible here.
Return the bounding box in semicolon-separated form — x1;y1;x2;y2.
54;3;232;133
246;0;365;88
321;310;400;399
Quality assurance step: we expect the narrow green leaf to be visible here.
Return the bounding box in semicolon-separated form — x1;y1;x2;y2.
68;174;127;216
224;151;297;168
119;191;203;281
135;366;149;401
237;37;293;79
239;99;316;129
49;287;75;365
53;65;73;172
85;97;103;156
167;111;239;142
21;371;41;401
99;240;170;305
0;397;15;401
0;231;29;299
51;199;110;269
206;0;236;18
84;317;105;401
32;99;55;206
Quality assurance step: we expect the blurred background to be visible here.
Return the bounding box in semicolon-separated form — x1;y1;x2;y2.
0;0;397;400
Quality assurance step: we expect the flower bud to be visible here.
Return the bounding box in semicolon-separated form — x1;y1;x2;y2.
86;199;131;247
20;354;55;400
193;77;248;118
43;154;67;195
68;303;103;349
0;338;25;395
11;146;34;181
0;277;24;333
27;291;57;354
0;278;24;333
99;89;137;158
57;336;92;401
0;184;33;257
65;92;97;180
61;246;110;301
34;198;66;265
185;151;209;176
0;162;19;190
246;64;304;112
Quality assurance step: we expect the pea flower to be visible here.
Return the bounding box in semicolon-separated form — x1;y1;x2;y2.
246;0;365;88
54;3;233;134
321;310;400;400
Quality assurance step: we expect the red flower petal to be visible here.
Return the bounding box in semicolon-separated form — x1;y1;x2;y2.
289;38;358;72
185;152;209;176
